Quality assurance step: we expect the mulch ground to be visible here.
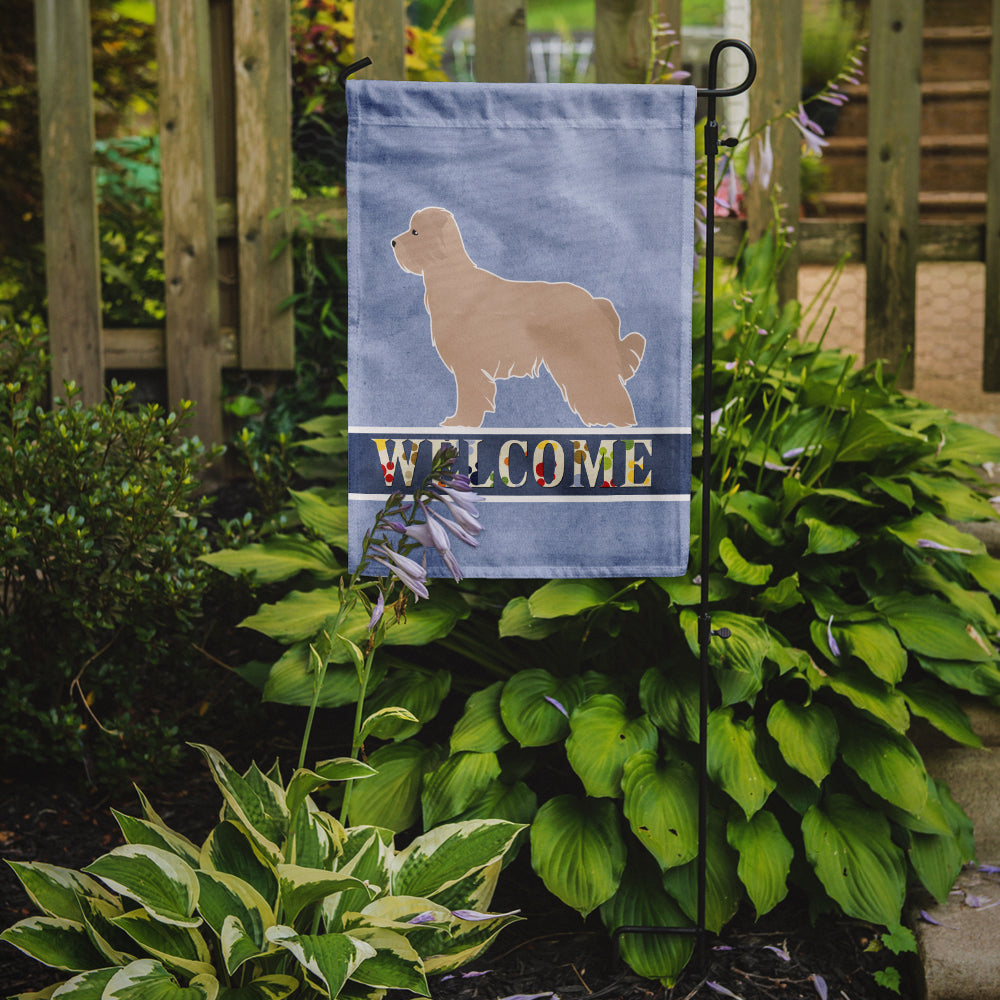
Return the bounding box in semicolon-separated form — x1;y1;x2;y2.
1;740;913;1000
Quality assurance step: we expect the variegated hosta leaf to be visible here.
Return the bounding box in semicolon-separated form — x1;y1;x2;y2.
323;829;393;931
0;916;107;971
219;915;271;980
195;871;274;973
112;811;201;868
265;926;375;998
529;795;626;917
200;822;278;910
499;669;585;747
599;853;694;987
802;793;906;926
344;926;429;995
450;681;511;754
838;718;929;817
424;859;501;915
190;745;287;863
285;760;376;824
661;810;742;934
765;700;838;786
565;695;658;799
347;740;443;833
288;802;343;870
421;907;522;975
4;861;118;922
621;751;699;871
276;865;375;925
110;908;214;979
102;958;218;999
727;810;793;918
46;966;118;997
77;894;136;966
391;820;524;901
420;751;502;829
707;707;776;819
83;846;200;928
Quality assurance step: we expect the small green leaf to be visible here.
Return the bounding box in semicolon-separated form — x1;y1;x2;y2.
450;682;511;754
200;536;341;584
526;579;615;618
727;811;793;917
498;597;564;639
288;488;349;547
421;751;502;828
718;537;773;585
765;700;838;786
838;718;929;817
347;740;442;832
499;670;584;747
639;664;699;742
530;795;626;917
707;708;776;818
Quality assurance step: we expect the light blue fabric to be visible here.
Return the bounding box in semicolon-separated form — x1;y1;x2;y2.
347;80;695;578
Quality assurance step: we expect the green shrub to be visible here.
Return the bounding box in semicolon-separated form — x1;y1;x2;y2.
0;317;220;783
1;743;524;997
209;233;1000;985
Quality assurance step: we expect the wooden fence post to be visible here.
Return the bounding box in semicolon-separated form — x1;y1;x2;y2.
233;0;294;369
983;0;1000;390
594;0;653;84
157;0;223;445
34;0;104;405
746;0;801;305
474;0;527;83
865;0;923;389
354;0;407;80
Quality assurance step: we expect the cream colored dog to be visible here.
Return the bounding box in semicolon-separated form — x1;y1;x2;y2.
392;207;646;428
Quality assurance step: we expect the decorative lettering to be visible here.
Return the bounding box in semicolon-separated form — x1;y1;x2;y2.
372;438;421;486
624;439;652;487
571;439;616;488
533;439;565;488
498;440;528;488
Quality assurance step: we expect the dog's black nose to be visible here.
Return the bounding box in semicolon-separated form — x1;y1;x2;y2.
391;239;396;247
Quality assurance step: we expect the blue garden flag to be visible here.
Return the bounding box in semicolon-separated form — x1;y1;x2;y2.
346;80;696;578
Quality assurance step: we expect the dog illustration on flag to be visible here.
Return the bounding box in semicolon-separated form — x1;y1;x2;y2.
392;207;646;428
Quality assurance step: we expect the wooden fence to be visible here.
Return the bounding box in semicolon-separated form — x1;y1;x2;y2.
33;0;1000;445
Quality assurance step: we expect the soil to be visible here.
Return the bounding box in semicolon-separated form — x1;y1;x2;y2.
0;737;913;1000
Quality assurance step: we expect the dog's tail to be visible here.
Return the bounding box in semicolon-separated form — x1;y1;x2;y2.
619;332;645;381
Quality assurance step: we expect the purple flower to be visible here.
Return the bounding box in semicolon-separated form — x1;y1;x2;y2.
706;983;742;999
812;974;828;1000
367;591;385;631
747;125;773;190
451;908;520;921
544;695;569;718
917;538;973;554
371;544;429;600
428;505;480;547
763;944;790;961
407;911;438;925
827;616;841;658
791;104;829;156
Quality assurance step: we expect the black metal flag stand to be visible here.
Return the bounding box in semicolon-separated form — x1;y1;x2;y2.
339;37;758;974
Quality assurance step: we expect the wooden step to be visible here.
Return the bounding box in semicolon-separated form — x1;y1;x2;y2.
813;190;987;222
822;134;988;193
922;25;992;82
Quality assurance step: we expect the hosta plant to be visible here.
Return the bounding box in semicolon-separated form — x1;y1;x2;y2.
1;743;523;999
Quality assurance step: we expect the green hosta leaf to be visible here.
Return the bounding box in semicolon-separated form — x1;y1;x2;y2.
911;472;1000;521
393;820;524;901
835;410;927;463
421;751;502;828
195;871;273;974
910;562;1000;633
112;812;201;868
190;746;287;863
362;667;451;740
453;779;538;827
347;740;442;832
966;553;1000;597
765;701;838;786
839;718;929;816
621;751;698;871
836;621;907;684
285;759;376;823
103;959;218;1000
724;490;784;545
886;512;985;556
909;822;966;905
727;811;793;918
360;706;421;742
5;862;118;923
661;810;741;933
0;916;107;971
639;663;699;742
200;535;341;584
83;846;200;928
655;572;737;606
809;661;910;732
450;682;511;754
527;579;616;618
111;908;214;978
200;822;278;910
599;853;694;987
277;865;374;925
935;421;1000;464
916;655;1000;697
497;596;564;639
530;795;626;917
901;680;982;748
707;708;776;819
565;695;658;798
499;670;584;747
76;894;135;966
265;926;375;998
346;926;428;994
260;643;388;709
802;793;906;926
216;975;299;1000
866;474;914;509
718;537;772;586
803;517;859;556
680;610;770;706
874;594;995;662
755;573;804;614
288;488;349;547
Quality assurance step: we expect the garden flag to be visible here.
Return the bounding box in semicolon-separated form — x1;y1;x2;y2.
346;79;696;578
